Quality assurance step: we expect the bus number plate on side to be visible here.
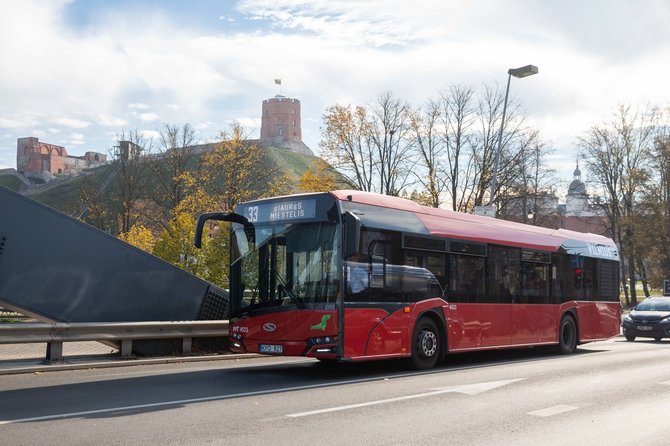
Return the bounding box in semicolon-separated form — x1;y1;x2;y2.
259;344;284;354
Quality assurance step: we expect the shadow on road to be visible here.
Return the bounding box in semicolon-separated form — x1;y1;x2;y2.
0;345;603;424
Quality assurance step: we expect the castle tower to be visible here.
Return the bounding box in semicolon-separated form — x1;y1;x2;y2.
259;94;313;156
260;95;302;144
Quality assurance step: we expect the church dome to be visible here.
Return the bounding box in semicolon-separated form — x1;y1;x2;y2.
567;159;587;196
568;179;587;196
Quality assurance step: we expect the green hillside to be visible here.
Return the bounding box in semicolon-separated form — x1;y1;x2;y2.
26;146;347;216
29;164;115;214
266;147;315;181
0;175;23;192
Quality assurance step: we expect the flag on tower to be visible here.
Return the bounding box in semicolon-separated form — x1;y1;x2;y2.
274;79;281;85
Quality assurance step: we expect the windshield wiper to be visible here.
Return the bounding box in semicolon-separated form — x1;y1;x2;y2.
275;272;304;309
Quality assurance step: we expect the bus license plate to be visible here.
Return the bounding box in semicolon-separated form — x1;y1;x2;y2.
637;325;653;331
259;344;283;354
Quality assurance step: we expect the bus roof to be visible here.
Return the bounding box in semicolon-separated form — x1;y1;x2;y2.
329;190;618;260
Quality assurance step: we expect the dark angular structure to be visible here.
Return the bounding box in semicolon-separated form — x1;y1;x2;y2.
0;186;228;354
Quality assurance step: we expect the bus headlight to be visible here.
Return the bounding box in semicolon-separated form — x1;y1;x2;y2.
308;335;337;346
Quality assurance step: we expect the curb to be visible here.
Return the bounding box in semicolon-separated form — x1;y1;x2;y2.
0;353;265;375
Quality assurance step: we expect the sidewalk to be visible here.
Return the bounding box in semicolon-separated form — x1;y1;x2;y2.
0;341;259;375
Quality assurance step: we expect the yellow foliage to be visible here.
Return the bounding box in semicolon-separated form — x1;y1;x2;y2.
119;225;155;253
152;212;229;288
300;158;337;192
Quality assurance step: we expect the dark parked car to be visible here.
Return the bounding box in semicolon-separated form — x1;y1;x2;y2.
622;297;670;342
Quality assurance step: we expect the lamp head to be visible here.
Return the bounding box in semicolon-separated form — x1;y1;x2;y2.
508;65;538;78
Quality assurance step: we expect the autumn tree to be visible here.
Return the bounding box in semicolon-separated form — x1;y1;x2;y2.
153;212;206;277
109;131;152;235
77;173;112;231
151;212;228;288
149;123;198;225
635;128;670;289
300;158;339;192
653;134;670;281
321;104;375;192
408;99;445;207
404;83;538;213
498;131;559;226
321;92;414;196
368;92;414;195
438;85;477;211
178;122;291;217
579;104;657;305
119;224;155;253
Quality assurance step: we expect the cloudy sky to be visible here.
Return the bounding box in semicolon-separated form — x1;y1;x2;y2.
2;0;670;188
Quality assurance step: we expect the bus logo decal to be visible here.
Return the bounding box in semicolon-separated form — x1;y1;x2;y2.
311;314;331;331
263;323;278;332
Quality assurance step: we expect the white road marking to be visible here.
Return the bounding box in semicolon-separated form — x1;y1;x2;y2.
286;378;525;418
429;378;526;395
0;354;551;425
527;405;579;417
0;377;390;425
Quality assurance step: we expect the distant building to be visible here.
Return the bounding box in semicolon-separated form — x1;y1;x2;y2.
16;137;107;181
558;161;608;234
565;161;602;217
502;160;609;236
260;95;313;156
116;140;143;161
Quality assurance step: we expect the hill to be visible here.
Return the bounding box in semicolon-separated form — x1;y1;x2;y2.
23;145;348;217
0;174;24;192
0;168;31;192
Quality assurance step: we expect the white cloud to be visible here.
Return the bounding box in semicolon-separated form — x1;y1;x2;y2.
65;133;86;145
195;121;213;130
236;117;260;129
128;103;150;110
52;117;91;129
97;115;127;127
138;112;160;122
1;0;670;180
0;118;25;129
140;130;160;140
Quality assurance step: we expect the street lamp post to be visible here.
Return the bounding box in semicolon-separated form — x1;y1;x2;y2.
487;64;538;210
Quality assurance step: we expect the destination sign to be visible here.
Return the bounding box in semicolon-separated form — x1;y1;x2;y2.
562;240;619;260
240;199;316;224
586;242;618;259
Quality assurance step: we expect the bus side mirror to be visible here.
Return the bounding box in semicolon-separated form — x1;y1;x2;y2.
343;212;361;258
194;212;252;248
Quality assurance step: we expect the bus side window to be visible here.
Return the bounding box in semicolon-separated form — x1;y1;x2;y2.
486;245;520;304
521;262;550;304
403;250;445;301
449;254;485;302
554;253;574;303
583;257;595;301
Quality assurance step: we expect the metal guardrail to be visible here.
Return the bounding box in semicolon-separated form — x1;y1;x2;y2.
0;320;229;362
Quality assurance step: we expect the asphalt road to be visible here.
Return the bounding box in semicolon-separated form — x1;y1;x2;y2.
2;337;670;446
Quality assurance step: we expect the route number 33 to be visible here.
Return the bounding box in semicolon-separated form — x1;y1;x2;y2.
246;206;259;222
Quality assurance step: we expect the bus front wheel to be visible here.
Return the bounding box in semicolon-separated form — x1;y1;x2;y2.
411;317;441;370
557;314;577;354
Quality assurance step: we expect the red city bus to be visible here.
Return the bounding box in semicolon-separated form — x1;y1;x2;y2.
194;190;621;369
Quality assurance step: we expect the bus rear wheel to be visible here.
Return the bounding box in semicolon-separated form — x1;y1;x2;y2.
411;317;440;370
557;314;577;354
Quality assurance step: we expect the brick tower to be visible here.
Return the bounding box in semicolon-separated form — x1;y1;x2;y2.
260;95;302;144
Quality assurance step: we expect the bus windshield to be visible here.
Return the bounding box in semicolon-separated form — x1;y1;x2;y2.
231;222;340;315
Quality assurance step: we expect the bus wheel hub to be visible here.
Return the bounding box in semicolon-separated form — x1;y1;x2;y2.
420;330;437;357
